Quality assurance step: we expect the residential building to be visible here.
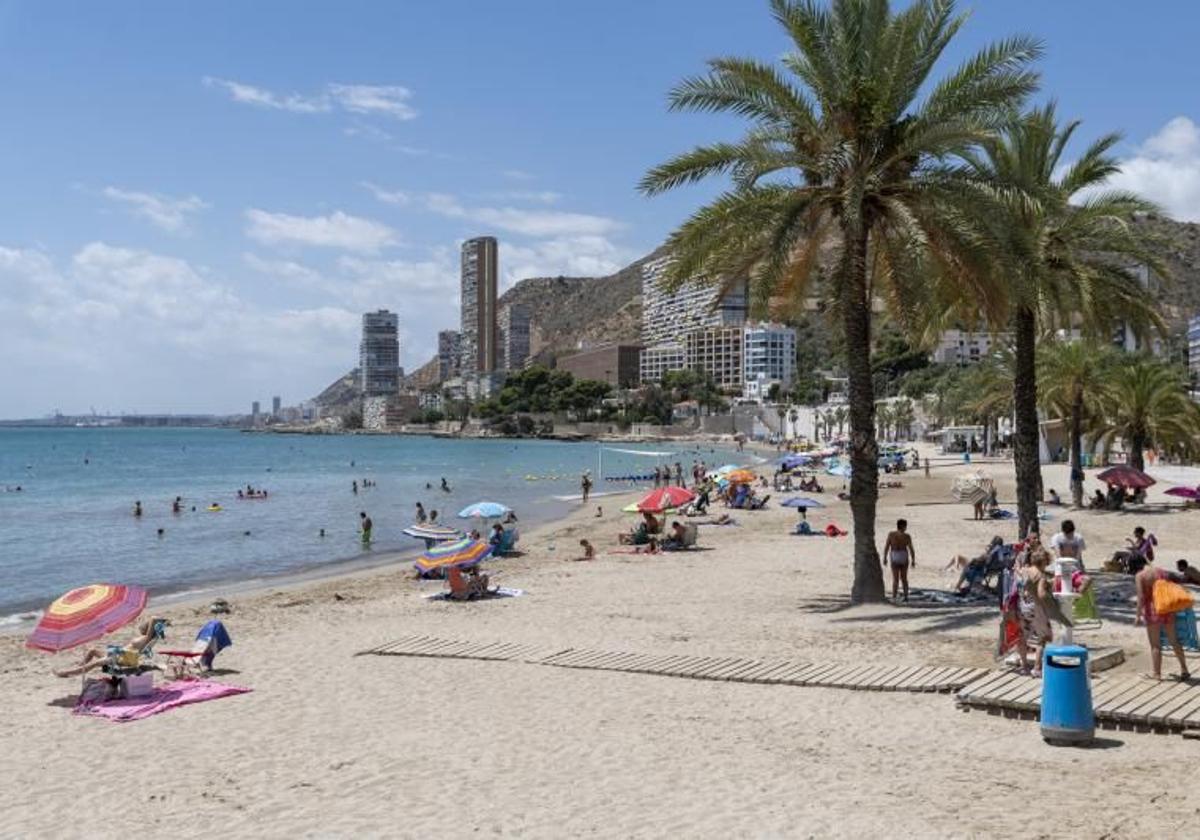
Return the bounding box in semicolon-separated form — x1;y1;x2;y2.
1189;315;1200;387
437;330;461;382
684;326;745;392
271;396;281;418
251;401;260;420
558;343;644;388
932;329;1002;367
639;343;686;385
640;255;747;346
460;236;499;378
742;322;797;399
497;303;531;371
359;310;401;397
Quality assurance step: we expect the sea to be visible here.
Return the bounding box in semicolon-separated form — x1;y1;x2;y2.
0;427;744;621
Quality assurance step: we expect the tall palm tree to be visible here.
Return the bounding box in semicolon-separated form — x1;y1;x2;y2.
893;399;915;441
639;0;1040;602
959;106;1165;535
962;352;1014;456
1093;356;1199;471
875;403;894;442
1038;338;1112;505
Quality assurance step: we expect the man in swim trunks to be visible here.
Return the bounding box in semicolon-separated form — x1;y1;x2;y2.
881;518;916;602
360;512;372;545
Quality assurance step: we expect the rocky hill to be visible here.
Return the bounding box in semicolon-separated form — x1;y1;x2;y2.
1134;214;1200;324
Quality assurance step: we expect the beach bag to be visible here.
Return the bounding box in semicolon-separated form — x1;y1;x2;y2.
1152;579;1194;616
996;612;1022;658
1161;608;1200;652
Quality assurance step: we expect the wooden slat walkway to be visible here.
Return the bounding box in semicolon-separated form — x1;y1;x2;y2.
358;635;988;695
956;671;1200;732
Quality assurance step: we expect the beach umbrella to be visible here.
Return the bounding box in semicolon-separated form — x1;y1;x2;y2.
26;583;148;653
781;497;825;509
1165;486;1200;501
725;469;756;485
414;538;493;575
950;473;993;504
401;523;464;541
1096;465;1156;490
457;501;511;519
780;454;811;470
826;462;852;478
637;486;695;513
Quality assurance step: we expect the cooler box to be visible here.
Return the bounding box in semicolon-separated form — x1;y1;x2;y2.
1040;644;1094;745
118;672;155;699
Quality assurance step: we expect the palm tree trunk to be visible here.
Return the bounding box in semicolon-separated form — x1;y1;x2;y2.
841;218;884;604
1012;306;1043;536
1069;389;1084;507
1130;432;1146;472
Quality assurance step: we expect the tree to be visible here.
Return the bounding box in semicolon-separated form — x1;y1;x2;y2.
1038;339;1111;505
892;399;916;441
640;0;1040;602
875;403;894;442
959;106;1165;535
1093;356;1199;471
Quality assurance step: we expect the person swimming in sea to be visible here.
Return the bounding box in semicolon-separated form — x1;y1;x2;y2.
133;501;143;517
172;496;182;513
441;477;451;493
352;480;358;494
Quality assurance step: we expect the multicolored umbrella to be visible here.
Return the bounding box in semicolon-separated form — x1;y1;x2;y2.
951;472;993;504
457;501;512;519
637;486;695;513
26;583;148;653
402;523;464;541
414;538;493;575
725;469;756;485
1096;465;1156;490
1165;486;1200;501
781;497;825;509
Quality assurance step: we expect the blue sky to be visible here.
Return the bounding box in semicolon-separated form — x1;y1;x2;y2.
1;1;1197;418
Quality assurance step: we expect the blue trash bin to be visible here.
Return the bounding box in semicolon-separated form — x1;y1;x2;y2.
1040;644;1094;745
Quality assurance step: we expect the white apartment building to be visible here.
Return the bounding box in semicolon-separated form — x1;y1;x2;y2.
742;322;797;399
641;256;748;346
932;329;1002;367
497;303;531;371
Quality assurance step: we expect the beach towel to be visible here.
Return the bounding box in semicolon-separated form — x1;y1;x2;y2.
74;679;251;723
424;587;525;601
824;524;848;537
195;620;233;669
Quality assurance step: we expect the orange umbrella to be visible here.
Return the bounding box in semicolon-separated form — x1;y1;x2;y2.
26;583;147;653
725;469;756;484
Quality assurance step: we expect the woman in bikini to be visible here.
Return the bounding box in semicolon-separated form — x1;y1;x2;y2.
1135;565;1191;681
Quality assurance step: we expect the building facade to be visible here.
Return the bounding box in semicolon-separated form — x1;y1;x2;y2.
558;343;644;388
1190;315;1200;388
497;303;531;371
932;329;1002;367
460;236;499;378
639;343;686;385
743;322;797;399
640;255;748;346
684;326;745;392
271;396;281;417
437;330;461;382
360;310;401;396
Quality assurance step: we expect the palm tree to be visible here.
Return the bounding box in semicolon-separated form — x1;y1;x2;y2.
640;0;1040;602
1093;356;1199;471
960;106;1165;536
962;353;1014;456
892;399;916;441
875;403;894;442
1038;339;1111;505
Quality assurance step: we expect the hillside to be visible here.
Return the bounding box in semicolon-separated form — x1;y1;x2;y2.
1134;214;1200;324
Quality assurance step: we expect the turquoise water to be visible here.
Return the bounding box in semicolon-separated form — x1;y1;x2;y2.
0;428;738;618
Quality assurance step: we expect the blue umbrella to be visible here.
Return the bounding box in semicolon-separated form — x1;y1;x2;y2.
780;454;812;470
458;501;511;519
782;497;825;509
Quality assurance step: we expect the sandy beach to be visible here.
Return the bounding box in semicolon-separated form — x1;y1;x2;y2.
3;453;1199;838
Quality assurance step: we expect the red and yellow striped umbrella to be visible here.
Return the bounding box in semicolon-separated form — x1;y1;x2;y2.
26;583;148;653
414;538;493;576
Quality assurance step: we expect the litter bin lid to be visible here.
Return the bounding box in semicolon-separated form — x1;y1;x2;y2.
1044;644;1088;657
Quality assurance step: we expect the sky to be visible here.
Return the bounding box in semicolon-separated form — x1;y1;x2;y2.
1;0;1198;419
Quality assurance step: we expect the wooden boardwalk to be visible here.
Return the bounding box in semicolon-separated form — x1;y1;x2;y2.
359;635;989;694
956;670;1200;732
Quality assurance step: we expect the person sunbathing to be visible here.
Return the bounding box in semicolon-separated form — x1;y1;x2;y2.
55;616;169;677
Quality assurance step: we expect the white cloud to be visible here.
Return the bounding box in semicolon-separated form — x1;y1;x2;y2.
501;235;633;289
0;242;362;416
244;208;397;252
101;187;209;233
204;77;416;120
421;192;623;237
1090;116;1200;222
360;181;410;205
481;190;562;204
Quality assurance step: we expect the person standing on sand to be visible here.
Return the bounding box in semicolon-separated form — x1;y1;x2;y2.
674;462;684;487
581;471;593;504
359;512;372;546
881;519;915;602
1135;565;1191;682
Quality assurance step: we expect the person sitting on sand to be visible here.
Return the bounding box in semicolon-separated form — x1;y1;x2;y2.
641;511;661;535
662;520;688;550
489;523;505;547
1046;488;1062;506
55;616;169;677
1112;526;1156;574
1089;489;1106;510
1135;564;1191;682
1176;559;1200;587
568;539;595;561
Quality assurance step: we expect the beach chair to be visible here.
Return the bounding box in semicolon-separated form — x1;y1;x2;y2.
746;494;770;510
681;523;698;548
160;620;234;677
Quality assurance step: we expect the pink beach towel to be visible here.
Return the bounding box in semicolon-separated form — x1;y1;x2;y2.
74;679;251;722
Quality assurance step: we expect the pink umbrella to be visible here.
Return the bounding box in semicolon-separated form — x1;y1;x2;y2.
1096;465;1156;490
1165;486;1200;501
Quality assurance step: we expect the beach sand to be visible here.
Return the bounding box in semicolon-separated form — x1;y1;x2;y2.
2;454;1198;838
